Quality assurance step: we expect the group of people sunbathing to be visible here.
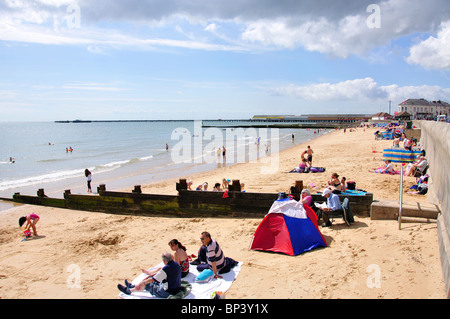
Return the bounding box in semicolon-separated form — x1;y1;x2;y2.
370;155;428;177
187;178;245;192
117;232;238;298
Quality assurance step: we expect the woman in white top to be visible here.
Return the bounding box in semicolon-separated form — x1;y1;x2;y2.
85;169;92;193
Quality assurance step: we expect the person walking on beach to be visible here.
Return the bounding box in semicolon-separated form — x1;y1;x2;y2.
85;169;92;193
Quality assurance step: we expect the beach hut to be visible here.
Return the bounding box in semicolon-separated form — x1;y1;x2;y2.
250;196;327;256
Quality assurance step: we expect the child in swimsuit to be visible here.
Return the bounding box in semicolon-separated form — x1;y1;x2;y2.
19;213;40;237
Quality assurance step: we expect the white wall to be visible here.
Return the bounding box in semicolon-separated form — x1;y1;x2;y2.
417;120;450;298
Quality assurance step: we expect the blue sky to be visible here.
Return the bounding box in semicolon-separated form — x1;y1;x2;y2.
1;0;450;121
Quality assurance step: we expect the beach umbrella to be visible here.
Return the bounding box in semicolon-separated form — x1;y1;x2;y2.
383;148;422;229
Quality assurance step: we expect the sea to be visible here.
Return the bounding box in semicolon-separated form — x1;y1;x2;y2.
0;120;324;203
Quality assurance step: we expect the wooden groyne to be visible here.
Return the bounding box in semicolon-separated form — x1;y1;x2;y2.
10;179;373;218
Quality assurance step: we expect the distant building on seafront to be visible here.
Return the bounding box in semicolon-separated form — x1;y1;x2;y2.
371;112;393;121
398;98;450;120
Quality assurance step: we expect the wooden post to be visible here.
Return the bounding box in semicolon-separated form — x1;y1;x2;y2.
176;179;188;193
37;188;47;197
232;180;241;192
294;180;303;193
132;185;142;194
97;184;106;194
64;189;71;198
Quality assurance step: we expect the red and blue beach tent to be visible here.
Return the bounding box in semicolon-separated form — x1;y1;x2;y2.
250;198;327;256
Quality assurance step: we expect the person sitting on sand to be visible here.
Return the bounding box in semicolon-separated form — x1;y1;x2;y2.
187;180;193;190
168;239;190;278
299;158;308;172
195;182;208;191
340;177;347;192
212;183;222;191
117;251;181;298
191;232;238;278
371;159;394;174
19;213;40;237
136;239;190;280
327;172;342;194
222;178;230;190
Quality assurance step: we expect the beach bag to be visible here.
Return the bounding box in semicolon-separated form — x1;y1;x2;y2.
195;269;214;283
347;181;356;190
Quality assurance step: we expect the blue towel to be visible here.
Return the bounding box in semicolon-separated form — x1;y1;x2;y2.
342;190;366;196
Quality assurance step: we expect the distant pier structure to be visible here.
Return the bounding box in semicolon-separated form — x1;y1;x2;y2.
202;114;372;128
55;114;372;129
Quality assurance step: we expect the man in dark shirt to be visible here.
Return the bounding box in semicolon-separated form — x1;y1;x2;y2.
118;251;181;298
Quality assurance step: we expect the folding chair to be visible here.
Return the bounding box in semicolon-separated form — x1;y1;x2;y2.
341;198;354;226
331;198;353;226
414;164;428;179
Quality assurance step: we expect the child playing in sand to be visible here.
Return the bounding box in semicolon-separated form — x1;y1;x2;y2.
19;213;40;237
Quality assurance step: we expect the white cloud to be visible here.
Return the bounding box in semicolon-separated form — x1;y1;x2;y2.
240;0;450;58
406;21;450;70
62;83;128;91
271;78;386;101
0;17;247;52
204;23;217;32
270;77;450;105
1;0;450;58
241;17;366;58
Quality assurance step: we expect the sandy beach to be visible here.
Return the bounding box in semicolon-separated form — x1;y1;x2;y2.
0;126;446;299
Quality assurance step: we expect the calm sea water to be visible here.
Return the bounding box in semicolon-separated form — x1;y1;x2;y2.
0;121;323;199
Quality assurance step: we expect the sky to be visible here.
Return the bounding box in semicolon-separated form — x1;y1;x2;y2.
1;0;450;121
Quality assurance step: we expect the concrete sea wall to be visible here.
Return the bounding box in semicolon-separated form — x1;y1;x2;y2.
416;120;450;298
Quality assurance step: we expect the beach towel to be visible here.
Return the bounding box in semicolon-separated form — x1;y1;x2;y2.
288;167;325;173
118;262;242;299
288;167;307;173
372;168;402;175
341;190;367;196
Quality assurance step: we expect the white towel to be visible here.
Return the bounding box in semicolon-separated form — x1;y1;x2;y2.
119;262;242;299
